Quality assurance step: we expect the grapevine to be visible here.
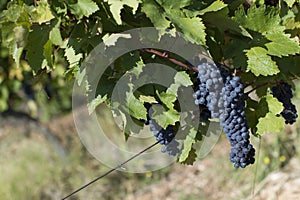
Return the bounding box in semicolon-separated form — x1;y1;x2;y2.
0;3;300;199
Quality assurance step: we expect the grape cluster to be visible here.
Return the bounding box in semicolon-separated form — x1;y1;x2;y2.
193;62;255;168
194;62;224;118
271;82;298;124
143;104;180;156
220;75;255;168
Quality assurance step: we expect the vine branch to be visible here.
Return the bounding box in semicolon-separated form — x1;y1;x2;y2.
245;77;299;95
143;48;198;72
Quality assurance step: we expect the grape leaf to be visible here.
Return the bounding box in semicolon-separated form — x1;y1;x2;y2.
1;3;25;22
64;45;83;68
245;47;279;76
156;91;177;110
265;33;300;57
151;106;180;129
25;25;51;73
179;128;197;163
198;0;227;15
105;0;140;24
29;0;54;24
167;11;206;45
256;95;285;135
69;0;99;19
184;0;227;16
155;0;192;9
180;147;197;165
275;56;300;77
142;0;170;29
256;113;285;134
265;94;284;114
50;20;63;46
139;95;158;103
284;0;297;7
43;40;53;68
167;71;193;95
12;25;28;67
235;6;284;34
126;92;147;120
88;94;108;114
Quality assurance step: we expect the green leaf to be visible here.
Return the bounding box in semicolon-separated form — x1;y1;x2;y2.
256;113;285;134
127;58;144;77
167;12;206;45
69;0;99;19
167;71;193;94
139;95;158;103
151;106;180;129
50;20;63;46
179;128;197;163
284;0;297;7
265;94;284;114
105;0;140;24
180;147;197;165
43;40;53;68
199;0;227;15
224;38;249;70
142;0;170;28
155;0;192;9
29;0;54;24
265;33;300;57
156;91;177;110
25;25;51;72
88;94;108;114
12;25;28;67
235;6;284;34
126;92;147;120
256;94;285;135
64;45;83;68
245;47;279;76
184;0;227;16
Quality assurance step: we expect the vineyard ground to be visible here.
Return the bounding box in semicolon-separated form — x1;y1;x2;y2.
0;107;300;200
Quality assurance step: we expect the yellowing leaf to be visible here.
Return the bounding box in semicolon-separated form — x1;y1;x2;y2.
30;0;54;24
265;94;283;114
256;94;285;135
257;113;285;134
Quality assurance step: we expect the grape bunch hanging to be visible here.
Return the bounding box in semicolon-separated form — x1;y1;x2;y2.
192;61;298;168
192;62;255;168
141;61;298;169
271;82;298;124
142;103;180;156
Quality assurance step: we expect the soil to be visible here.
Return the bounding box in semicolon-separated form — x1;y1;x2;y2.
1;111;300;200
